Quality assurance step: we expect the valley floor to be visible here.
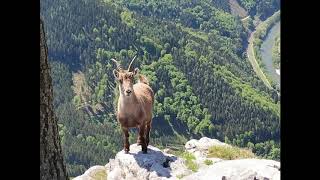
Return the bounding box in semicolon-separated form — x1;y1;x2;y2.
246;12;280;90
247;26;272;89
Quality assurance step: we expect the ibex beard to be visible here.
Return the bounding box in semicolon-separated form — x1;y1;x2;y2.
111;56;154;154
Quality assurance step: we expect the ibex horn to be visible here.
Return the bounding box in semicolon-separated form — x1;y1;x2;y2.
127;55;137;72
111;58;122;71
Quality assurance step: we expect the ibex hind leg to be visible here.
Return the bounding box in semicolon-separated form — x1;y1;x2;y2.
146;123;151;146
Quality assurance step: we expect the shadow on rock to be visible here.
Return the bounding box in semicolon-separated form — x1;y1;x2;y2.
131;145;178;178
106;144;181;179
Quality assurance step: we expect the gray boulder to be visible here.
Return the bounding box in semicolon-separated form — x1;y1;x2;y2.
185;137;231;159
182;158;280;180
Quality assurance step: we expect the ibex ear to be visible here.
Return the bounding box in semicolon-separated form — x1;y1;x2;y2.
113;69;119;79
133;68;139;75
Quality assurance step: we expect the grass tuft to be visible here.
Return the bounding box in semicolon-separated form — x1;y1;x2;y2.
208;145;255;160
181;152;199;172
204;159;213;165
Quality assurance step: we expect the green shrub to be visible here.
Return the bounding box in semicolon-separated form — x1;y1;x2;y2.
204;159;213;165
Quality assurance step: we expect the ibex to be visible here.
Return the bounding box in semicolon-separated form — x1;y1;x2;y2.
111;56;154;154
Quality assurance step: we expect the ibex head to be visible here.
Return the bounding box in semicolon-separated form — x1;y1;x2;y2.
111;56;139;97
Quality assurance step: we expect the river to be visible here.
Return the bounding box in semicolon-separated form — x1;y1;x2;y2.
260;22;280;86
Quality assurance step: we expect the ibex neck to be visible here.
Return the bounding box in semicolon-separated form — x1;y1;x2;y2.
119;92;138;106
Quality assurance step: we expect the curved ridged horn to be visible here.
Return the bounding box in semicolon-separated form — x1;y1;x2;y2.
127;55;137;72
111;58;122;70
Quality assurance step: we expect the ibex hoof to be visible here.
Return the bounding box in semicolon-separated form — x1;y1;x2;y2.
124;148;130;154
142;146;148;154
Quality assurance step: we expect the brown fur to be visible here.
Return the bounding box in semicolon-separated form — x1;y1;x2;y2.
112;60;154;154
138;74;149;85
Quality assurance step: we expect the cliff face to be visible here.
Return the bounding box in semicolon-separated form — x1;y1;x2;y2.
40;18;69;180
74;137;280;180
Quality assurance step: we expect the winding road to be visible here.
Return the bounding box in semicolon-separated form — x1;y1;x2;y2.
247;26;272;89
246;14;280;90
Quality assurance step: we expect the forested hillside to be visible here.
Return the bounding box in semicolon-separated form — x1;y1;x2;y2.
41;0;280;177
238;0;280;20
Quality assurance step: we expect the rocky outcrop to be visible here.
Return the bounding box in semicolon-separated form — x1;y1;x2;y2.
73;137;280;180
106;144;192;180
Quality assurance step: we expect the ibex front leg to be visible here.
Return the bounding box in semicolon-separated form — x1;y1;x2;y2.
122;127;130;153
138;124;147;153
137;127;143;145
